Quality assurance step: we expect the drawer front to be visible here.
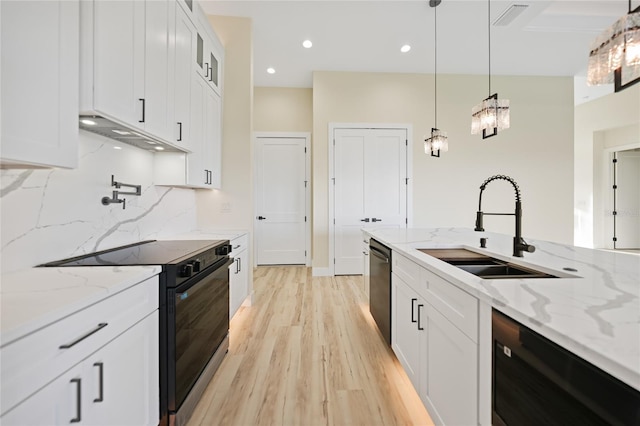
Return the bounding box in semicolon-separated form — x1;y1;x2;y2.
420;268;478;342
392;252;421;291
0;275;159;415
230;233;249;254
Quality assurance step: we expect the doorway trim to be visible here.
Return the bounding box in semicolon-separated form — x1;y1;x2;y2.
328;123;414;276
253;132;311;267
602;142;640;250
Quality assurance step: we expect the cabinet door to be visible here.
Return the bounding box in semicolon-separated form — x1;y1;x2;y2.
92;0;145;128
87;311;159;426
391;274;423;391
186;76;206;187
363;241;370;298
204;89;222;188
230;250;248;319
426;306;478;426
173;5;195;151
144;0;172;141
1;363;85;425
0;0;79;169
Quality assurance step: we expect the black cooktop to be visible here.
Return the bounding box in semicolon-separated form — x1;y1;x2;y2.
41;240;227;267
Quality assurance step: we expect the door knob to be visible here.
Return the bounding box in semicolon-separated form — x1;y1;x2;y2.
360;218;370;222
257;216;266;220
371;218;382;222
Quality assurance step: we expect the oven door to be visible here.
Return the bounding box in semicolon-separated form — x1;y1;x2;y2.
167;257;232;413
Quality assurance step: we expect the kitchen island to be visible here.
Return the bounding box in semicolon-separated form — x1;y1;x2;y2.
365;227;639;425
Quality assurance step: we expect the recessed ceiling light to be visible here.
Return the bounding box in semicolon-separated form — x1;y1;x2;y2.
400;45;411;53
113;146;122;150
112;129;131;135
154;146;165;151
267;67;276;74
302;40;313;48
80;119;96;126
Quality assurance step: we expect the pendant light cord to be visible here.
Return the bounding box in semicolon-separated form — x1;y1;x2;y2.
434;4;438;127
488;0;491;96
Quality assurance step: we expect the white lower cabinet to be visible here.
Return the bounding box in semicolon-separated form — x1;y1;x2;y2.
391;252;479;426
2;312;158;426
424;306;478;426
0;276;159;426
392;273;425;391
363;236;371;298
229;234;249;319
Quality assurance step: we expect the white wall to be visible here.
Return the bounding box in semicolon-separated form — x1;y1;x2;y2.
254;87;313;132
312;71;575;269
574;85;640;248
0;132;197;273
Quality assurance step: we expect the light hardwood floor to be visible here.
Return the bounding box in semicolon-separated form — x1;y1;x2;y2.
188;266;434;426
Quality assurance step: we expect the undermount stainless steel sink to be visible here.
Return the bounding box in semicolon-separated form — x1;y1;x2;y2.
418;248;559;279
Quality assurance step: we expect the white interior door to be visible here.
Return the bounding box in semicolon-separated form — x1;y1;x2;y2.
616;150;640;249
256;136;308;265
334;128;407;275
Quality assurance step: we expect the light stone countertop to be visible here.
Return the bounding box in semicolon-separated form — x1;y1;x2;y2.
0;266;161;347
0;229;248;348
364;227;640;391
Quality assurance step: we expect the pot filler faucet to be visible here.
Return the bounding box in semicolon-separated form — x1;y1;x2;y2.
474;175;535;257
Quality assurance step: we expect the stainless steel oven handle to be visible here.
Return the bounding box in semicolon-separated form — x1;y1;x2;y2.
369;247;389;263
59;323;108;349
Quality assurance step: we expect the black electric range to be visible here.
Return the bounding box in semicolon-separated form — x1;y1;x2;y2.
42;239;233;426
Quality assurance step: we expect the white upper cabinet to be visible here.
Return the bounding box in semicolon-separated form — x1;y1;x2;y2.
0;0;79;169
172;4;196;152
195;12;224;96
85;0;145;130
154;1;224;190
80;0;182;150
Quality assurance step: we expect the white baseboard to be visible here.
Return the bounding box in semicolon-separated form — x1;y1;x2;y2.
312;267;332;277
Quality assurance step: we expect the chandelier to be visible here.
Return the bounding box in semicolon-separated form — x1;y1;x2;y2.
424;0;448;157
587;0;640;92
471;0;510;139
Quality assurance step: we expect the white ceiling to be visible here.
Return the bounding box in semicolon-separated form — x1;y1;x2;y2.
200;0;627;89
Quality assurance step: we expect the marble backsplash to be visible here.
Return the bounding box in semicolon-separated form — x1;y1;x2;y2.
1;132;197;273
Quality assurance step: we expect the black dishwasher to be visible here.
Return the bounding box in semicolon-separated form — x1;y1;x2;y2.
369;238;392;345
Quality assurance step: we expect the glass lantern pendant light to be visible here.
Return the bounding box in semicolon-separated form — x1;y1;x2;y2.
587;0;640;92
471;0;510;139
425;0;448;157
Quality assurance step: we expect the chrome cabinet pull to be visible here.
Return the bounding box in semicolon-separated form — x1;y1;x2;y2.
93;362;104;403
205;62;210;78
59;323;108;349
177;122;183;142
417;304;424;330
70;378;81;423
411;298;417;323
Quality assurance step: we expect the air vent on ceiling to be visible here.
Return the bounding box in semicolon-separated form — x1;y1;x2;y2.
492;4;529;26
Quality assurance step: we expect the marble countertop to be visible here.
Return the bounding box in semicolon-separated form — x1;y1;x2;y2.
0;229;248;347
0;266;161;347
365;227;640;391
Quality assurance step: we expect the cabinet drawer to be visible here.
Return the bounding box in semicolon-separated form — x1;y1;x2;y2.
231;234;249;254
420;268;478;342
392;252;421;291
0;276;159;415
